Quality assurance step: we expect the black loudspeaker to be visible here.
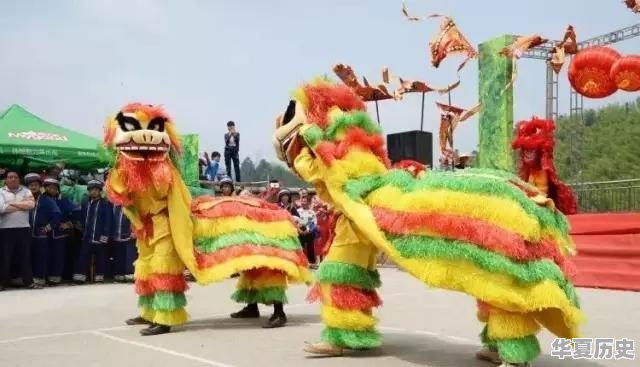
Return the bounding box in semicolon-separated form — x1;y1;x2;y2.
386;130;433;168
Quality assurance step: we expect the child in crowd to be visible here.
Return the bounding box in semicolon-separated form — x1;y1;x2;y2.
204;151;222;181
296;195;318;267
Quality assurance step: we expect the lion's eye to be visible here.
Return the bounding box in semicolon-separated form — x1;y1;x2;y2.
282;100;296;125
116;112;142;132
147;117;166;132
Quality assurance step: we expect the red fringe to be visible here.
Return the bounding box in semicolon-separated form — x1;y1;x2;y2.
302;83;366;129
191;196;293;222
373;207;572;277
135;274;188;296
105;182;132;207
118;159;173;195
196;244;309;269
331;285;382;310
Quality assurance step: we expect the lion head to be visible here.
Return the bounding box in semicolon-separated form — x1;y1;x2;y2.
104;103;181;163
273;79;388;172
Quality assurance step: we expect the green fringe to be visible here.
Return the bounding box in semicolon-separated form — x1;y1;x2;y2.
195;232;301;253
324;112;381;141
496;335;541;364
231;287;288;305
391;235;564;284
315;261;381;290
303;125;325;147
390;234;579;307
138;292;186;312
321;327;382;349
344;168;569;235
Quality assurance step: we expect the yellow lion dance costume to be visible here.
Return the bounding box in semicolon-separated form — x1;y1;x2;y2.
272;80;583;366
104;103;310;335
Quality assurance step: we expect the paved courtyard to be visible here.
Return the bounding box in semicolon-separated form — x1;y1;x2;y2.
1;268;638;367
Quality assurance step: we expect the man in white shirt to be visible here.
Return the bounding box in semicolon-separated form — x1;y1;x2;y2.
0;171;37;290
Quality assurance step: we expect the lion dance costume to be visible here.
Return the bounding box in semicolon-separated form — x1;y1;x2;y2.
512;117;578;215
272;80;583;366
104;103;310;335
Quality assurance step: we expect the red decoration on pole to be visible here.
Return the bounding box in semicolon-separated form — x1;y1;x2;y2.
610;55;640;92
568;46;621;98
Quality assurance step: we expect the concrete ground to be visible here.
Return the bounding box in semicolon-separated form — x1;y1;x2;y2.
1;268;638;367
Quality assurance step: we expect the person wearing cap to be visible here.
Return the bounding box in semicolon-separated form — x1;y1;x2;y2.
73;180;112;284
219;176;235;197
0;170;36;290
24;173;62;287
44;178;75;286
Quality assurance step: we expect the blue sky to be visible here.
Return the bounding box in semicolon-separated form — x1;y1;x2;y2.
0;1;638;162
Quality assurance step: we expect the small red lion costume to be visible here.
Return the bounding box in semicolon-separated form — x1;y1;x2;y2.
512;117;578;215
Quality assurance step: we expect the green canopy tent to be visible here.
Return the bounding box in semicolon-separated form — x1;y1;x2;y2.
0;104;103;171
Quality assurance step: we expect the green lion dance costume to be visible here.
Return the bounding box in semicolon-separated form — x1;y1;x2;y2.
104;103;310;335
272;80;583;367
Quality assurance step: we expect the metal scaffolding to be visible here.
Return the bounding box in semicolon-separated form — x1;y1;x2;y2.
521;23;640;121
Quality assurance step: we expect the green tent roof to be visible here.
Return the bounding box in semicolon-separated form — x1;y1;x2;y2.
0;104;103;171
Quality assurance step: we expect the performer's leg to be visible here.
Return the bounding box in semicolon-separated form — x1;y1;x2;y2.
47;237;65;285
135;233;188;336
305;217;382;354
230;270;261;318
481;304;541;366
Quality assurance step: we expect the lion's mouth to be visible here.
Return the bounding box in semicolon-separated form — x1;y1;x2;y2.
116;142;170;161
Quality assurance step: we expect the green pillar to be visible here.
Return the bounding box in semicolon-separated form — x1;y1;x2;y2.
478;35;515;171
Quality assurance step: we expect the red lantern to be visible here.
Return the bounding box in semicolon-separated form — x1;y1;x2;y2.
568;46;621;98
610;55;640;92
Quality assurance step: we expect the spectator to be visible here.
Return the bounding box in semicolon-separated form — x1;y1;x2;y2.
26;174;61;287
44;178;75;286
224;121;241;182
0;170;37;290
238;189;253;197
295;188;309;208
74;180;112;284
204;151;222;181
296;195;318;267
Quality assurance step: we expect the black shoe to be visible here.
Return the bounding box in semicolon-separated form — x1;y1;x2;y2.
230;305;260;319
263;313;287;328
140;324;171;336
126;316;152;326
27;283;43;289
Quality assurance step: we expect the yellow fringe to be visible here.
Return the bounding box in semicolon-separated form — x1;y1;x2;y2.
367;186;540;241
195;255;312;285
140;307;189;326
193;217;298;239
236;272;289;290
321;305;377;331
487;310;541;339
